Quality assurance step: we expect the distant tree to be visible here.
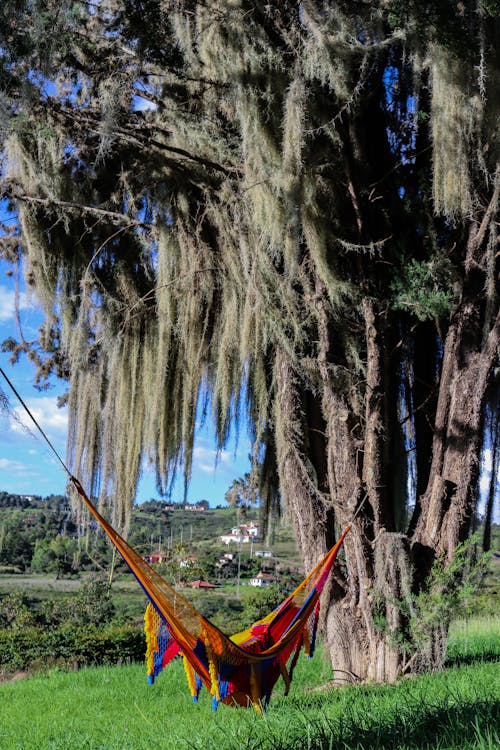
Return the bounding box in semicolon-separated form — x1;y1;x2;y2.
225;472;259;520
1;1;498;681
69;577;115;626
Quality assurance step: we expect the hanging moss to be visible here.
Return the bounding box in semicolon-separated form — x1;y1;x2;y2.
1;0;497;535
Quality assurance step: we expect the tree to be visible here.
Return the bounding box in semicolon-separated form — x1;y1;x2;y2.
1;1;498;681
224;471;259;520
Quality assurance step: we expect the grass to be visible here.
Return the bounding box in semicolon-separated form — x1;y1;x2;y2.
0;616;498;750
446;616;500;666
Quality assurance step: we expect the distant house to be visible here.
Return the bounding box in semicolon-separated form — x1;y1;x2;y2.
187;580;217;589
231;523;260;538
221;522;261;545
249;572;279;588
179;556;198;568
254;550;273;558
221;533;245;545
145;552;168;564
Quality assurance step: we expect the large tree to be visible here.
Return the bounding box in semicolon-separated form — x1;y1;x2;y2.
1;1;498;681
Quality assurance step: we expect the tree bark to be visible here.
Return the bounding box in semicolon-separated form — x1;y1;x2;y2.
277;270;498;682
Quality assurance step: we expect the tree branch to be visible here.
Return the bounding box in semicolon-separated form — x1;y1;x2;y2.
3;184;152;229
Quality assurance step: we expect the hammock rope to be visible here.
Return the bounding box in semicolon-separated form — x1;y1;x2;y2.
0;367;354;711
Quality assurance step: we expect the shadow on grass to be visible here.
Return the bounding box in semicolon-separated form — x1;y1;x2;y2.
445;650;500;668
271;695;499;750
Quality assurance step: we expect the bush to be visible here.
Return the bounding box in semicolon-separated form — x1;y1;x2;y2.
0;624;145;672
0;591;36;630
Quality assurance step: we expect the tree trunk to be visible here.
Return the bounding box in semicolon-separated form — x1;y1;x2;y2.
276;273;498;682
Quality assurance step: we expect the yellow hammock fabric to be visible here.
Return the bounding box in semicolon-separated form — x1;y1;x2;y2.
72;477;350;712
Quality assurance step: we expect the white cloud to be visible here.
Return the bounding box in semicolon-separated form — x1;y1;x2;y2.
12;395;68;439
0;457;28;473
192;444;237;473
0;284;30;322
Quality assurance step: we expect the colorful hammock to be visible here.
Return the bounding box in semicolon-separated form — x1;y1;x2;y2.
0;368;351;711
72;478;350;711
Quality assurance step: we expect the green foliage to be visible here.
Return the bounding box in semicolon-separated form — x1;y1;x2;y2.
0;624;144;672
0;591;36;630
480;0;500;14
30;535;76;576
242;585;285;623
408;538;491;647
391;256;456;321
69;577;115;626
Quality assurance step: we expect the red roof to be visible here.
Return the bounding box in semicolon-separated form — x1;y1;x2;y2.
145;552;168;564
187;580;217;589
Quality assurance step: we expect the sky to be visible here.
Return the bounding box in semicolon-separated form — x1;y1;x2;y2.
0;251;252;506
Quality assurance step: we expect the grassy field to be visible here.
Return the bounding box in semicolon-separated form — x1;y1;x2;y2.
0;616;498;750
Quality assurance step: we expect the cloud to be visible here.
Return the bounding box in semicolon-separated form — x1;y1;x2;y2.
193;444;237;472
10;395;68;445
0;457;28;473
0;284;30;322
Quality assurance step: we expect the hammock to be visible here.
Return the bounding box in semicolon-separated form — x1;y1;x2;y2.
0;368;353;711
72;478;350;711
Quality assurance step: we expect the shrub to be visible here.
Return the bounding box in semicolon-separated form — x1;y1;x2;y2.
0;624;145;672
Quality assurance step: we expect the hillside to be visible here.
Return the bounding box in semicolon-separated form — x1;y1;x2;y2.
0;490;300;576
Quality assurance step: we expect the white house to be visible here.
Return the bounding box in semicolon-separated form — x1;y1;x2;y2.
254;550;273;558
249;572;279;588
231;523;260;538
221;522;261;545
221;533;249;545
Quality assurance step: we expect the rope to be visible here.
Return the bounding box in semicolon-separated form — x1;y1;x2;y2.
351;492;369;524
0;366;72;479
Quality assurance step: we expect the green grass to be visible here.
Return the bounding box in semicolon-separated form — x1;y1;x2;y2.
0;617;498;750
447;616;500;666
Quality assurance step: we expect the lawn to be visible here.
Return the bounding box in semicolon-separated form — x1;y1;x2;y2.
0;617;498;750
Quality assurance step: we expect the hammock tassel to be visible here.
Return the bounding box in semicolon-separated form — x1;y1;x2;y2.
183;655;199;702
204;630;221;710
249;663;262;714
279;658;291;696
144;603;158;684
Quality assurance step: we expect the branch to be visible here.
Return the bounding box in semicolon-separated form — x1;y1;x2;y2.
47;99;237;177
4;184;152;229
466;173;499;271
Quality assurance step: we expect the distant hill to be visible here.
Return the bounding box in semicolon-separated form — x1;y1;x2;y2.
0;490;300;575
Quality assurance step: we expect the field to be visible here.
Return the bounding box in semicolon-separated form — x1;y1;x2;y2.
0;616;498;750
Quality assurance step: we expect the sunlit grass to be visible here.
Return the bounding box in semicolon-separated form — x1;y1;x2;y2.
0;617;498;750
446;615;500;666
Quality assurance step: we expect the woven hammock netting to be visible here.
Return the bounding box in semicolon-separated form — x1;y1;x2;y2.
72;477;350;712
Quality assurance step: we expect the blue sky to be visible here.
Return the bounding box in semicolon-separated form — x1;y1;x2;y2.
0;253;251;506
